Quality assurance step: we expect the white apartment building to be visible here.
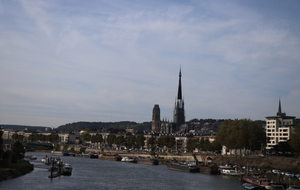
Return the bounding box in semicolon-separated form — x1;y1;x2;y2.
265;100;296;150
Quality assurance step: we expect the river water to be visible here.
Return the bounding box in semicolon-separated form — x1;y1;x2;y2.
0;152;244;190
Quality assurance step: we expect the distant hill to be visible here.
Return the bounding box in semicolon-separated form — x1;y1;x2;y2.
0;124;51;131
56;121;152;132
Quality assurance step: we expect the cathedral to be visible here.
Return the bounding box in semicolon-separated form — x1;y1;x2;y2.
152;68;186;133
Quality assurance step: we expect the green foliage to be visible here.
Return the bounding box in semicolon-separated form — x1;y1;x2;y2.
215;119;266;153
91;133;103;143
11;141;25;163
136;134;145;149
28;134;59;143
0;131;6;167
186;138;198;152
126;135;136;149
79;147;86;153
81;133;91;141
107;134;116;146
115;135;125;146
53;144;61;151
63;144;69;151
12;134;24;142
289;125;300;154
157;136;176;149
57;121;152;132
147;137;156;151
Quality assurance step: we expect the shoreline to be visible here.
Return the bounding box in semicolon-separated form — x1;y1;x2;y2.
0;160;34;182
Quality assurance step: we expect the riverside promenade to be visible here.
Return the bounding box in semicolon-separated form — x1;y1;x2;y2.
66;147;300;172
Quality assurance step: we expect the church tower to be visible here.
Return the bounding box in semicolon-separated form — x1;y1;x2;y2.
173;68;185;130
152;104;161;132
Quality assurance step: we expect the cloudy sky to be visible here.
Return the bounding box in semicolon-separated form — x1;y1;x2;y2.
1;0;300;127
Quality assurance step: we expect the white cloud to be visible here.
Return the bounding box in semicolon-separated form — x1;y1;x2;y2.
1;0;300;126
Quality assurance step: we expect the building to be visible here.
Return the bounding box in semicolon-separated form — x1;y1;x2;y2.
160;119;172;134
265;99;296;150
152;104;161;132
173;68;185;131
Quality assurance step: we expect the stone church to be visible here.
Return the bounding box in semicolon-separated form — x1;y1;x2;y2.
152;68;186;133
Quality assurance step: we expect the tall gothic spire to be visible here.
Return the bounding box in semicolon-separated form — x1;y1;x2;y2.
276;98;286;116
177;67;182;100
277;98;282;115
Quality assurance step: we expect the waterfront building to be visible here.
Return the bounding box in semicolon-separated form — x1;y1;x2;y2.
265;99;296;150
152;104;161;132
173;68;185;131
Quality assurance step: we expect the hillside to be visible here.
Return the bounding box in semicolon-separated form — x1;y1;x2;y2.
56;121;152;132
0;125;51;131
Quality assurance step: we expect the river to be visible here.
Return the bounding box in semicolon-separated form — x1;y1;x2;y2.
0;152;244;190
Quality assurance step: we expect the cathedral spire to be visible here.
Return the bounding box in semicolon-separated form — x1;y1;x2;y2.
177;67;182;100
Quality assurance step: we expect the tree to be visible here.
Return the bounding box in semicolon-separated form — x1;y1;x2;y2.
91;133;103;143
80;147;86;153
289;125;300;155
63;144;69;152
107;134;116;147
70;147;75;152
186;138;198;152
215;119;266;155
115;135;125;147
157;136;175;152
166;136;175;149
0;131;5;167
136;134;145;149
126;135;136;149
147;136;156;152
54;143;61;151
11;141;25;163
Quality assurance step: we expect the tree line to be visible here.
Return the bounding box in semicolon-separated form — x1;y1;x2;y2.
0;131;26;168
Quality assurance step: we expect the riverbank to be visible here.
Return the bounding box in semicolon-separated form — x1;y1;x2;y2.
80;148;300;173
0;160;34;182
211;155;300;173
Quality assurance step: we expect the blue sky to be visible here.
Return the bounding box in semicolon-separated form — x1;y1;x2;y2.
1;0;300;127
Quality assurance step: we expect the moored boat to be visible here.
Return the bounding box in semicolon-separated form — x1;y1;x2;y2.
121;156;137;163
166;161;200;173
221;168;244;176
197;164;219;175
62;163;73;176
98;153;122;161
242;183;265;190
241;175;272;189
89;153;99;159
136;157;159;165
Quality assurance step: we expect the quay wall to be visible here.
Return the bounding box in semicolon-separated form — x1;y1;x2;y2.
70;147;300;172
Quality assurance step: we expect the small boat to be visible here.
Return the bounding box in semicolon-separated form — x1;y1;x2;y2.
62;163;72;176
136;157;159;165
25;154;37;160
241;175;272;189
197;164;219;175
270;184;285;190
121;157;137;163
89;153;98;159
242;183;264;190
98;153;122;161
221;168;244;176
287;185;300;190
51;151;64;156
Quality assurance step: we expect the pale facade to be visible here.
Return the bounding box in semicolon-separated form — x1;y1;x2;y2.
265;100;296;150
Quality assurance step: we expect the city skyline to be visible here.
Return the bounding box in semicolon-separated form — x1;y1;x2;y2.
1;0;300;127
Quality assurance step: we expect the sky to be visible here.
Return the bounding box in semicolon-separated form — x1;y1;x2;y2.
1;0;300;127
